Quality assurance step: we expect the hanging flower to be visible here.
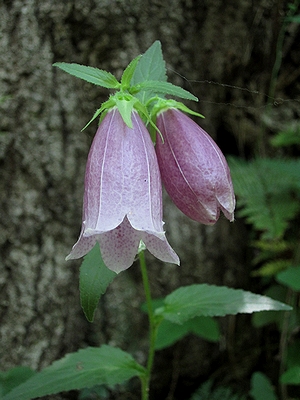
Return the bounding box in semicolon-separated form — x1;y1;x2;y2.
155;108;235;225
66;108;179;273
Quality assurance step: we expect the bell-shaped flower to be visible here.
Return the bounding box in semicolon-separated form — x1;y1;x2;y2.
155;108;235;225
66;107;179;273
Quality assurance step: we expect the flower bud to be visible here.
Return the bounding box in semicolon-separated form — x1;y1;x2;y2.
155;108;235;224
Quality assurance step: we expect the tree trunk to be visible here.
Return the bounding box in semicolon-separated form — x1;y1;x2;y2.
1;0;299;399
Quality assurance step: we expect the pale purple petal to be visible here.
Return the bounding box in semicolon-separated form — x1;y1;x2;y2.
98;216;140;273
67;108;179;271
83;108;164;236
141;232;180;265
66;222;97;260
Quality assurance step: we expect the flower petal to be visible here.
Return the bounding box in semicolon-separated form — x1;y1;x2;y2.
98;216;140;273
65;223;97;260
83;108;165;236
141;232;180;265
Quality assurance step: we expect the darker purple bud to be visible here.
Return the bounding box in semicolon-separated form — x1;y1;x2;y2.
155;108;235;225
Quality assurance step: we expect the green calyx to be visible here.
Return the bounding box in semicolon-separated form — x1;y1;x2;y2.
150;98;205;121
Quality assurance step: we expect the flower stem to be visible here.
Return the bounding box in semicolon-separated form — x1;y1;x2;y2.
139;250;157;400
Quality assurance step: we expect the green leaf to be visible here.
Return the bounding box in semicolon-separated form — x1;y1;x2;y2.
155;316;219;350
276;265;300;291
133;80;198;101
121;55;142;89
131;40;167;85
53;63;120;89
252;285;288;328
228;157;300;239
80;243;116;322
187;315;220;342
2;346;146;400
252;259;291;277
285;14;300;23
280;366;300;385
0;367;36;397
131;40;167;103
155;284;292;324
250;372;278;400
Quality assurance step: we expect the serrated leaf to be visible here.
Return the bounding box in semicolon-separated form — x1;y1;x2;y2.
134;80;198;101
276;265;300;291
121;55;142;89
80;243;116;322
131;40;167;103
0;367;36;397
2;346;146;400
53;63;120;89
131;40;167;85
155;284;292;324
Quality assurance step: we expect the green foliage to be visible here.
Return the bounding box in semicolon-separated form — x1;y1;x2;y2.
252;285;288;328
250;372;278;400
280;366;300;385
131;40;167;103
228;157;300;239
155;316;220;350
53;63;120;88
276;265;300;291
271;124;300;147
79;385;110;399
0;367;36;397
2;346;146;400
155;284;291;324
190;380;245;400
79;243;116;322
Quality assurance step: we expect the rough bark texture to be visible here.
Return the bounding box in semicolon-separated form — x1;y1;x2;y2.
0;0;299;399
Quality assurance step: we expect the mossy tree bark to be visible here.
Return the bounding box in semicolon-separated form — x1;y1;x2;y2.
0;0;299;399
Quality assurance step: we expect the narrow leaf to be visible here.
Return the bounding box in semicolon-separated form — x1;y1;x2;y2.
155;284;292;324
121;55;142;88
3;346;146;400
53;63;120;89
80;243;116;322
134;80;198;101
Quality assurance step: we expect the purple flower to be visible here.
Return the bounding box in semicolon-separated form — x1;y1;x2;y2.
66;108;179;273
155;108;235;225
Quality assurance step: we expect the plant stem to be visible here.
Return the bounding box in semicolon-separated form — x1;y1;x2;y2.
139;250;157;400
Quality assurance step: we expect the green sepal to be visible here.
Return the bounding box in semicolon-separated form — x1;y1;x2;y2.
53;62;120;89
114;97;137;128
121;55;142;90
81;98;116;131
151;98;204;120
131;80;198;102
